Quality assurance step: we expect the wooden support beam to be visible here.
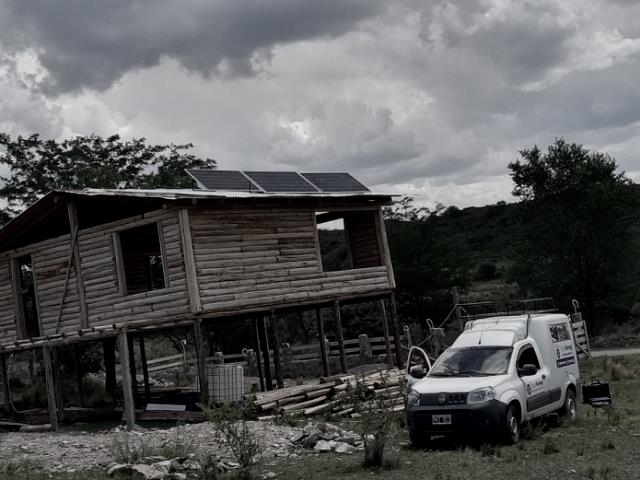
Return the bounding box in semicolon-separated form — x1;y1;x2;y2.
179;209;202;313
118;329;136;430
10;258;26;339
103;338;117;395
315;308;330;377
378;300;392;366
0;354;12;416
269;311;284;389
375;207;396;288
127;334;138;407
389;294;403;369
333;300;348;374
253;318;265;392
42;346;59;432
193;319;209;406
257;316;273;390
138;335;151;403
67;202;89;328
73;345;85;407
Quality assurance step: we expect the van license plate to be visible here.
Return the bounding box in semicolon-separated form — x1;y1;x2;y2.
432;414;452;425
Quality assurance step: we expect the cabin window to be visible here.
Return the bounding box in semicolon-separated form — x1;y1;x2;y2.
16;255;41;338
315;210;383;272
117;222;167;295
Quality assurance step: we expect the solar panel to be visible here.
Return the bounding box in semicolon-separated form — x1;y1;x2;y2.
301;172;370;192
244;171;318;193
186;170;259;191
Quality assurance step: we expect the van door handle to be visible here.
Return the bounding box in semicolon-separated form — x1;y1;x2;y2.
542;374;546;379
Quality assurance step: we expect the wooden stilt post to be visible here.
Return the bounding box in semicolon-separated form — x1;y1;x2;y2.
257;316;273;390
127;334;138;406
52;348;65;423
333;300;348;374
389;293;403;369
379;300;393;366
73;345;85;407
316;308;330;377
0;354;12;416
452;287;463;332
269;311;284;389
193;319;210;406
118;329;135;431
254;318;265;392
42;345;59;432
138;336;151;404
103;338;117;395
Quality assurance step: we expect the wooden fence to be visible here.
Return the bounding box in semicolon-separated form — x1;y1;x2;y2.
146;333;404;374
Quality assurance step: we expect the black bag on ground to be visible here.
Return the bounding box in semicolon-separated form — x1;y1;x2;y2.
581;379;611;405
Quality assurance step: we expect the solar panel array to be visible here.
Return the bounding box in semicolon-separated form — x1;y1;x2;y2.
186;170;371;194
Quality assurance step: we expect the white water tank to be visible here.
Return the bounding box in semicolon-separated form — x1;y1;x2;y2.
208;364;244;404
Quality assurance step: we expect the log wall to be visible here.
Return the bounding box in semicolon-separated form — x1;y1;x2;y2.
0;263;16;342
190;207;391;313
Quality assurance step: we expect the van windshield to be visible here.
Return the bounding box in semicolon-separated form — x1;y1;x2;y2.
429;347;513;376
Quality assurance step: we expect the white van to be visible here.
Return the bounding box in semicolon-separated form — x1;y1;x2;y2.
405;313;580;445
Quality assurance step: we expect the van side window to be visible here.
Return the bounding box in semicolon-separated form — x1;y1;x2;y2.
517;345;541;370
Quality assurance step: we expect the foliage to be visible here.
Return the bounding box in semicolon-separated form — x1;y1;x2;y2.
347;371;398;468
0;133;215;219
110;432;157;464
508;138;640;329
203;401;260;480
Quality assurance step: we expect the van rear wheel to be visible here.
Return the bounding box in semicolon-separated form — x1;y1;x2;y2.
503;405;520;444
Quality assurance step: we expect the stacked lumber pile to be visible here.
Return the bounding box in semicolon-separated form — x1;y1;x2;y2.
254;368;406;419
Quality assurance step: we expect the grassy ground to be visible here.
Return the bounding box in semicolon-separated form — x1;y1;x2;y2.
269;355;640;480
2;355;639;480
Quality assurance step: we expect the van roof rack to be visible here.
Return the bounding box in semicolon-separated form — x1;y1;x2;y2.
456;297;558;320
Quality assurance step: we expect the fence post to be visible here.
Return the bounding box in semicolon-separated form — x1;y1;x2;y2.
358;334;372;360
403;325;413;349
214;351;225;365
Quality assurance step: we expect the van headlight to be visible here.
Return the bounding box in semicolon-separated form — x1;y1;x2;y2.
467;387;496;404
407;389;421;407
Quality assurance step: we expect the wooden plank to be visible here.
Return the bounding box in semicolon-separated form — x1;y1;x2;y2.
157;222;171;289
269;312;284;389
42;346;59;432
10;258;26;339
0;354;11;415
67;203;89;328
254;317;266;392
118;329;136;430
111;232;127;296
138;335;151;403
127;334;138;407
193;319;209;405
179;209;202;313
257;316;273;390
333;300;348;374
379;300;392;365
316;308;330;377
390;293;403;368
375;207;396;289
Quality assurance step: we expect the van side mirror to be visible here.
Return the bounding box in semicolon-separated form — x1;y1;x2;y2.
409;365;427;379
518;364;537;377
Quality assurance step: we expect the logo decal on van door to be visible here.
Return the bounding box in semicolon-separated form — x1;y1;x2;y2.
549;323;571;343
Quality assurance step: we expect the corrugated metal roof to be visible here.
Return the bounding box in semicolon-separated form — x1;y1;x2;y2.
71;188;394;199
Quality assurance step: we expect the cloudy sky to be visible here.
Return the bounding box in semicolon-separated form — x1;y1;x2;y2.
2;0;640;208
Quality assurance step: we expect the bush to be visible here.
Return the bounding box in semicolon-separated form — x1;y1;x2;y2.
203;401;260;480
110;433;156;464
347;371;398;468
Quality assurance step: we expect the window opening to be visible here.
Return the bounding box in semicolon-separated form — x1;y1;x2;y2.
17;255;40;338
118;223;166;295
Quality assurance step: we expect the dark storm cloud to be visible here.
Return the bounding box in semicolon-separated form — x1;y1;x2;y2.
0;0;383;94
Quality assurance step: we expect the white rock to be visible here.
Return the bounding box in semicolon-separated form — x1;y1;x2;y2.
313;440;335;452
334;442;356;455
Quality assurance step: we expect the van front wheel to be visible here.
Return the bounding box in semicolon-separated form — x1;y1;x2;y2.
503;405;520;444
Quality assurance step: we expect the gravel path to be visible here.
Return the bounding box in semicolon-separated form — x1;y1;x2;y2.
0;422;303;474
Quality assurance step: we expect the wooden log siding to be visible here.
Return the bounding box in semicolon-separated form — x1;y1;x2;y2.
0;263;16;341
191;208;392;312
80;211;190;328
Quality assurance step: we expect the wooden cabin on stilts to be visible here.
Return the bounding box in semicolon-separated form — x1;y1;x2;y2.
0;171;399;431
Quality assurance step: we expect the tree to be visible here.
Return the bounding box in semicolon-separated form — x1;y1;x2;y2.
508;138;640;329
0;133;216;219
